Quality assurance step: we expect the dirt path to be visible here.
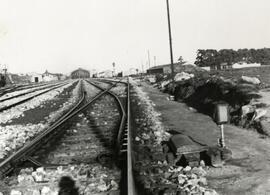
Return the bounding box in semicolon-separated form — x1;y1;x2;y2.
140;82;270;194
208;125;270;194
140;82;220;147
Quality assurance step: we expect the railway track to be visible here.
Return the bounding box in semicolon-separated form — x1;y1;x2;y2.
0;79;131;194
87;80;129;153
0;81;70;103
0;81;74;112
93;79;136;195
0;83;50;97
0;85;24;96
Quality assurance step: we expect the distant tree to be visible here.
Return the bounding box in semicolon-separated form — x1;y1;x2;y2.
217;49;238;65
237;48;249;63
177;56;186;65
249;48;257;63
194;49;218;67
237;48;256;63
0;75;6;87
195;48;270;67
254;48;270;64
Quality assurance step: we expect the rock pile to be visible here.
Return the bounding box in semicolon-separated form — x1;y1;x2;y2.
0;164;120;195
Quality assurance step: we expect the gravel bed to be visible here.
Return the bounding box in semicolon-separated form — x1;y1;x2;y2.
0;82;62;101
82;80;102;99
0;86;60;110
92;80;112;89
3;81;78;126
109;83;127;97
0;80;76;124
0;80;81;161
130;78;218;195
0;83;47;97
0;165;119;195
0;94;122;194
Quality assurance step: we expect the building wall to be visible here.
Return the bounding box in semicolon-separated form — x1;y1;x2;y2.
98;70;113;78
147;68;163;74
201;67;211;71
147;64;186;74
71;69;90;79
232;63;261;69
163;66;172;74
210;65;232;70
30;74;42;83
43;75;58;82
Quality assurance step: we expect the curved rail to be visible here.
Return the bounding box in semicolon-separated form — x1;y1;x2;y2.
0;80;121;177
0;81;83;177
99;78;137;195
86;80;127;152
90;78;138;195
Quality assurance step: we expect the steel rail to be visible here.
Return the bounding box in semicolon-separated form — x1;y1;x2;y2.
0;83;49;97
97;78;137;195
87;79;129;195
0;81;72;112
0;80;117;177
125;78;137;195
86;80;127;151
0;82;70;103
0;85;22;93
99;78;137;194
0;80;85;177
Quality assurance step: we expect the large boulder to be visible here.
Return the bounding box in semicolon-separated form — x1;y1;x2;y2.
160;80;171;89
241;76;261;85
259;120;270;135
174;72;194;82
148;77;156;84
252;109;267;121
241;105;255;117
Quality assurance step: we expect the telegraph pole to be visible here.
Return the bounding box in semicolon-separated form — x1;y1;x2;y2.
166;0;175;88
147;50;151;69
112;62;115;77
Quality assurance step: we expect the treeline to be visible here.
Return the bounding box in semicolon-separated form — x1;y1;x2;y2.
194;48;270;67
0;74;6;87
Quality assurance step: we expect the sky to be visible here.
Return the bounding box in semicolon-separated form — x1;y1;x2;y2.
0;0;269;74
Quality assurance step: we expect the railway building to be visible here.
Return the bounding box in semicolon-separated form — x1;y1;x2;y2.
42;70;61;82
147;63;179;74
29;72;43;83
71;68;90;79
147;63;201;74
97;70;113;78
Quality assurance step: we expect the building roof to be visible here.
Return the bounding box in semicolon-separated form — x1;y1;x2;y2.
43;70;62;76
98;70;112;74
28;72;42;76
147;64;172;70
147;63;195;70
71;68;90;74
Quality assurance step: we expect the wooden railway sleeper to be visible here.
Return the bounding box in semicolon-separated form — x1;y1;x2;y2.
0;163;12;178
